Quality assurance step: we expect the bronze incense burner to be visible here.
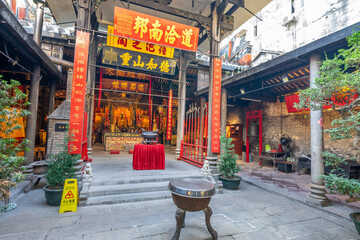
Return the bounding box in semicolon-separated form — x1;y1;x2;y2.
168;178;217;240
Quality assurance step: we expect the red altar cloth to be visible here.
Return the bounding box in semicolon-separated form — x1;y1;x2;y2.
132;144;165;170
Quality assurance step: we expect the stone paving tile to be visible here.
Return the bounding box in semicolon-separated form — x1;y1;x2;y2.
0;231;47;240
83;227;142;240
275;218;341;238
327;227;360;240
139;222;173;237
290;231;342;240
215;221;256;236
0;215;79;236
231;226;287;240
46;222;111;239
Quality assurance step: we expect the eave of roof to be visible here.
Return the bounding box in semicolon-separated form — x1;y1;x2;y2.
0;2;65;82
194;21;360;97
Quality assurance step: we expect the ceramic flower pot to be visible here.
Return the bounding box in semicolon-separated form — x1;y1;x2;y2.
349;212;360;235
43;185;63;206
219;176;242;190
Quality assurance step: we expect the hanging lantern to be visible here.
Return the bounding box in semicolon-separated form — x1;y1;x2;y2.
158;105;164;114
248;121;259;137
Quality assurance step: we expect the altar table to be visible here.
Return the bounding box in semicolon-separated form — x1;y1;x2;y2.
132;144;165;170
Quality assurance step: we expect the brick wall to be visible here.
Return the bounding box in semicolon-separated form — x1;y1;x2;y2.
47;119;69;156
244;100;358;160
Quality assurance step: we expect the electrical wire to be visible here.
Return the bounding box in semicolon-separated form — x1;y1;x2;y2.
93;97;177;108
0;50;41;78
88;87;185;100
75;26;219;58
89;63;189;84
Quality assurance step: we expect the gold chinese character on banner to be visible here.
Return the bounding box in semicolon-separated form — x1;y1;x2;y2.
146;58;158;70
69;144;79;152
106;69;115;76
117;70;125;77
149;20;163;41
165;25;180;44
181;29;193;47
130;83;137;91
121;82;128;90
133;16;149;38
138;84;144;92
133;55;145;67
126;72;136;78
159;60;170;73
112;81;120;89
138;74;146;80
120;52;132;66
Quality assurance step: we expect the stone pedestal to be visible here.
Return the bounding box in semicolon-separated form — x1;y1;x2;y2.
306;184;331;207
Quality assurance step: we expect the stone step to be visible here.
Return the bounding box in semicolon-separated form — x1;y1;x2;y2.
88;181;169;197
86;190;171;206
90;175;204;186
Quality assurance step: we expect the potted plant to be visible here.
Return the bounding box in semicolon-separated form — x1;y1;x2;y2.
0;79;30;212
297;30;360;234
44;135;80;206
218;135;242;190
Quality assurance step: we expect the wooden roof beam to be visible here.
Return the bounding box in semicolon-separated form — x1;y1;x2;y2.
118;0;233;31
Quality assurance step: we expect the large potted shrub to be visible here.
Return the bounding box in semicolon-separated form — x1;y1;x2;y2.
44;136;80;206
297;30;360;234
0;79;30;212
218;135;242;190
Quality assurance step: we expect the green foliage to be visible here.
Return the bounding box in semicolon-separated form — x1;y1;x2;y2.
45;135;80;188
322;174;360;200
218;135;240;178
296;30;360;201
0;78;30;202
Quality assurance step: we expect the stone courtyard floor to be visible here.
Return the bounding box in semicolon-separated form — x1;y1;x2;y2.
1;151;359;240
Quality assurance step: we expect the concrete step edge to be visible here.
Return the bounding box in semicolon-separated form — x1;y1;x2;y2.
90;175;204;186
86;191;171;206
88;182;170;197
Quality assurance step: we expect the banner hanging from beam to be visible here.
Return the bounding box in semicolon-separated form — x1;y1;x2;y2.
166;90;173;141
114;6;199;52
68;31;90;154
107;26;174;58
211;58;222;153
102;46;176;75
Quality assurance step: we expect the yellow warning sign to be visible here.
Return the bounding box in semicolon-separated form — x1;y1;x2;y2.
59;179;78;214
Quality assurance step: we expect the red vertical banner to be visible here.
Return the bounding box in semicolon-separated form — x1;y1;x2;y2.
211;58;222;153
68;31;90;154
98;68;103;110
166;90;173;141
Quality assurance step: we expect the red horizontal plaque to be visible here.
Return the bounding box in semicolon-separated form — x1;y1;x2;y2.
114;6;199;52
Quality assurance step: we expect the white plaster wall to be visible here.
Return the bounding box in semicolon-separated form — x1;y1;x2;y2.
221;0;360;66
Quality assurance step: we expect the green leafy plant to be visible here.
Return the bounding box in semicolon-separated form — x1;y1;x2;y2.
218;135;240;179
0;78;30;205
45;135;80;189
296;30;360;201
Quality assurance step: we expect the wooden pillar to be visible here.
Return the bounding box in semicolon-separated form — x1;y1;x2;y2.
203;3;221;176
48;79;56;114
24;65;41;163
24;0;44;163
176;50;187;157
220;88;227;154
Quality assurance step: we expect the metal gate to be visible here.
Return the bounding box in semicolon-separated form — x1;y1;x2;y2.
178;102;208;167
